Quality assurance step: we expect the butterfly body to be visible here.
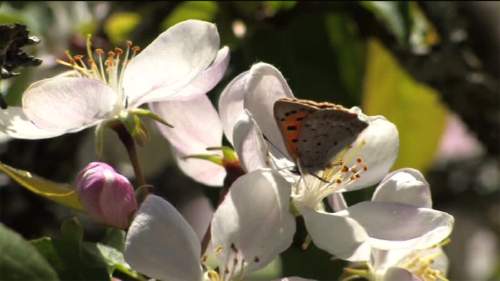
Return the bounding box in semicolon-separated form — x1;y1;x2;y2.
273;98;368;173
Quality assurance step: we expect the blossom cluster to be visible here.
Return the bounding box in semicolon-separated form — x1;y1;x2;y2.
1;20;454;281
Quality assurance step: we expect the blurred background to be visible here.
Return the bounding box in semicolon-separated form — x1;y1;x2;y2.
0;2;499;280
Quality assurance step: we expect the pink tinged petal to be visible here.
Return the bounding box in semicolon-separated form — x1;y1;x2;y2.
384;267;421;281
22;77;116;131
328;193;348;212
301;208;371;262
243;63;294;160
211;169;296;274
372;168;432;208
233;111;270;172
124;20;220;105
218;71;248;144
347;201;454;251
76;162;137;229
165;46;230;102
340;115;399;191
124;195;203;281
150;95;225;186
0;107;66;139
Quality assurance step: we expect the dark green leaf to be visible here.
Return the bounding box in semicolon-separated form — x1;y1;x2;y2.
101;228;126;252
0;224;59;281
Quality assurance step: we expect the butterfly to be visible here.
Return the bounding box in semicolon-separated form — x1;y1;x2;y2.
273;97;368;174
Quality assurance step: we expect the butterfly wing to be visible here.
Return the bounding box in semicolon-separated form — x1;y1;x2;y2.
297;108;368;172
273;98;316;160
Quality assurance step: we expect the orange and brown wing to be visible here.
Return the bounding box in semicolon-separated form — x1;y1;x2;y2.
273;98;316;160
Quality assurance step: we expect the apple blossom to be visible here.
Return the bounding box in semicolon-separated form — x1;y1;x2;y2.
301;168;454;280
124;169;295;281
217;63;399;205
0;20;229;144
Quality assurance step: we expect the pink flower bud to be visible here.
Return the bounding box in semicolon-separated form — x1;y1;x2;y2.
76;162;137;229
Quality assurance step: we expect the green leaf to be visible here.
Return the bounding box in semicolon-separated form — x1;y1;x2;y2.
105;12;140;44
324;13;366;103
360;1;410;45
33;235;138;281
162;1;218;30
32;218;111;281
362;39;447;172
0;161;83;210
101;228;126;252
0;224;59;281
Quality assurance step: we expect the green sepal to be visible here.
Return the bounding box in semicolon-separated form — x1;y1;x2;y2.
129;108;173;128
183;153;223;166
119;111;150;146
207;146;239;163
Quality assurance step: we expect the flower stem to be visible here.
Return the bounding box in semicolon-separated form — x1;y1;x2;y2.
111;122;147;190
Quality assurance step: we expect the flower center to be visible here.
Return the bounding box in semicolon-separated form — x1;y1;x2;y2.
203;243;260;281
57;35;141;113
398;249;448;281
292;142;369;209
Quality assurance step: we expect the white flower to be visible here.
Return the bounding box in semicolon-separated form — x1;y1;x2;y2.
301;168;454;274
367;246;449;281
218;62;399;207
149;75;268;187
124;169;295;281
0;20;229;140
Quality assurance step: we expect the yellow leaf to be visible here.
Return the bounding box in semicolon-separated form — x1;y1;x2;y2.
0;162;83;210
162;1;218;30
362;39;447;172
105;12;140;44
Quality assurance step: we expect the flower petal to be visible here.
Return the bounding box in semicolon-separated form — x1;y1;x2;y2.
347;201;454;251
384;267;420;281
218;71;248;144
243;63;294;159
22;77;116;131
372;168;432;208
124;20;220;105
124;195;203;281
328;193;348;212
211;169;295;274
301;208;371;261
150;94;225;186
339;115;399;191
233;111;270;172
0;107;66;139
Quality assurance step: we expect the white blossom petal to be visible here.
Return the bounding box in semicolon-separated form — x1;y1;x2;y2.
150;95;225;186
124;20;220;105
347;201;454;251
328;193;348;212
384;267;420;281
0;107;66;139
339;115;399;191
233;111;270;172
124;195;203;281
243;63;294;160
218;71;248;144
211;169;295;273
22;77;116;131
169;46;229;101
372;168;432;208
301;208;371;261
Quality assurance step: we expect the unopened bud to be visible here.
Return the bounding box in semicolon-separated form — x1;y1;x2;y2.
76;162;137;229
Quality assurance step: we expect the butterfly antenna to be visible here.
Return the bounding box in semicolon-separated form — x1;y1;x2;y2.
262;134;289;159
